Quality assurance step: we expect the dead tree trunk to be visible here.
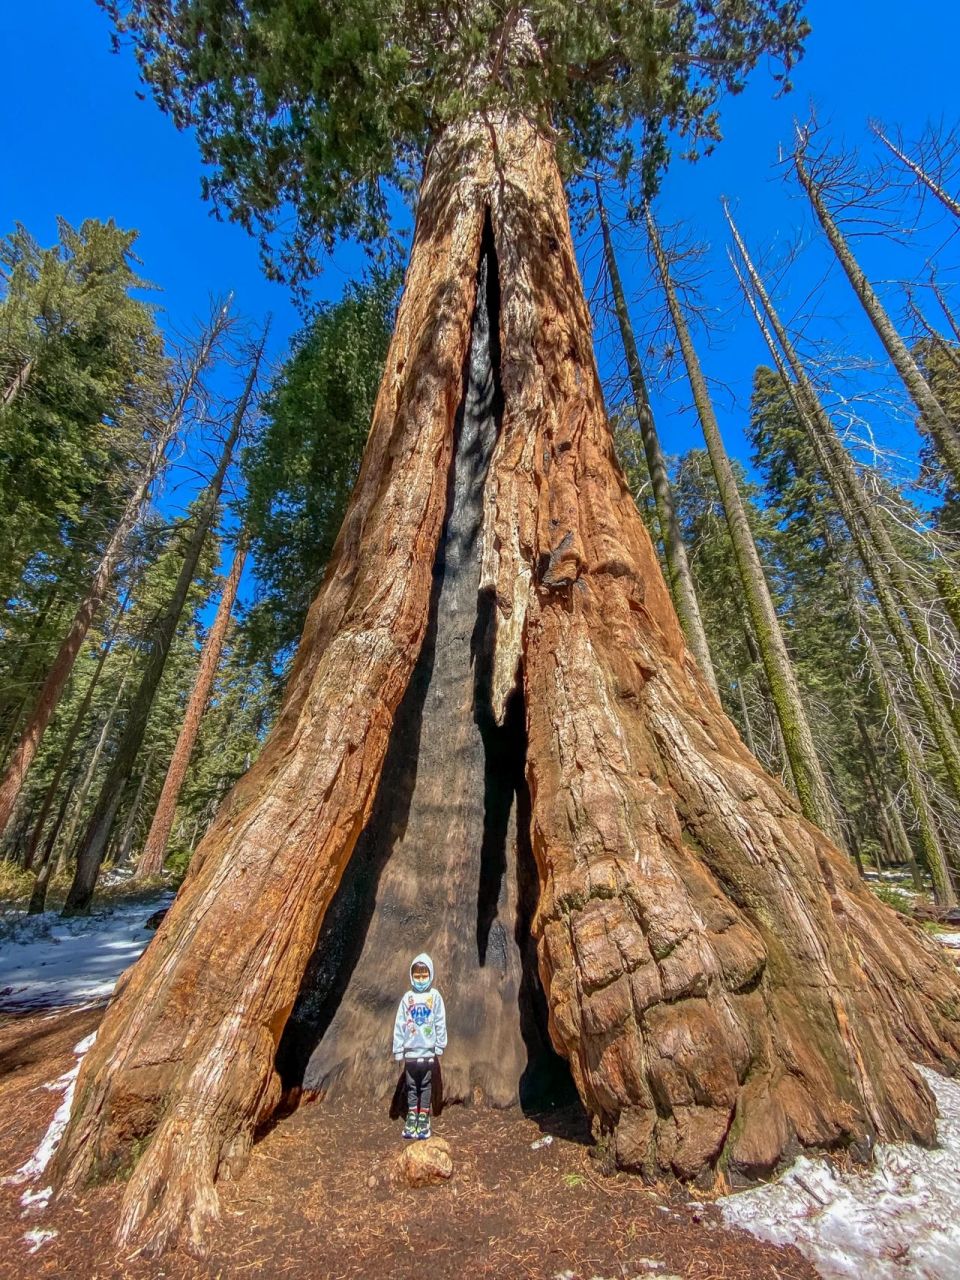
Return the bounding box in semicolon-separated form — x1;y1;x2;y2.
724;206;960;809
51;115;960;1258
594;183;719;696
0;314;228;837
136;541;246;878
870;122;960;220
794;138;960;488
1;356;35;409
648;211;845;844
63;334;262;914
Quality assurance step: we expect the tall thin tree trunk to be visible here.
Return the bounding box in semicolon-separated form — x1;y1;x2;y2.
53;668;132;879
113;749;157;870
725;207;960;809
21;593;131;871
648;211;844;842
27;764;83;915
794;140;960;487
1;356;34;408
854;709;921;886
870;122;960;219
51;112;960;1259
137;542;246;878
0;313;229;837
734;677;757;756
859;615;957;905
62;346;261;915
595;184;718;695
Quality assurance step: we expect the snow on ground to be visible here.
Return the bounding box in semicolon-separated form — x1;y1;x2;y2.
721;1066;960;1279
3;1031;96;1203
0;891;173;1013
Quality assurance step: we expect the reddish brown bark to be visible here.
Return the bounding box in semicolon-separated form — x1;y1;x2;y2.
136;542;247;879
51;115;960;1256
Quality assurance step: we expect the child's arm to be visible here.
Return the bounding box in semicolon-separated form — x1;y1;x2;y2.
392;997;406;1062
434;992;447;1056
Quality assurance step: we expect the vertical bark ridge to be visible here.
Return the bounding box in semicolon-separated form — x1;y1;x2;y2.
480;116;960;1182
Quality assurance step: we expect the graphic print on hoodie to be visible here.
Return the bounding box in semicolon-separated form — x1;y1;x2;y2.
392;953;448;1061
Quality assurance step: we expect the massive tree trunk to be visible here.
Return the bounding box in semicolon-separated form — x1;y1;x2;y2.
51;114;960;1258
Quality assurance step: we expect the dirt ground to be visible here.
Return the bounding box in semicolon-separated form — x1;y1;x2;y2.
0;1005;818;1280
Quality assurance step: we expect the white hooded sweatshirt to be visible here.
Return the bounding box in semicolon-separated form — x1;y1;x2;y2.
392;952;448;1062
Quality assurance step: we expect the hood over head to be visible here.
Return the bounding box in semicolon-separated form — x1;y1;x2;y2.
409;953;434;986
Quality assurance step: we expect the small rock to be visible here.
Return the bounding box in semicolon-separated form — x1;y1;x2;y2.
393;1137;453;1187
366;1174;377;1189
531;1134;554;1150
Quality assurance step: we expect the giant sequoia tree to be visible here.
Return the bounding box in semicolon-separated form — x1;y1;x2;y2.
53;2;960;1257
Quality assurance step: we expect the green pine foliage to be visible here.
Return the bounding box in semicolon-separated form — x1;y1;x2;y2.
98;0;808;282
0;218;166;601
240;271;398;680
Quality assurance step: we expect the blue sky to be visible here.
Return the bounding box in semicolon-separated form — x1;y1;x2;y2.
1;1;958;605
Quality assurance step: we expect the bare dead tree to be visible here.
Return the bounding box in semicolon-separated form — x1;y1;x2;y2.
648;207;846;843
793;126;960;489
725;202;960;812
870;119;960;221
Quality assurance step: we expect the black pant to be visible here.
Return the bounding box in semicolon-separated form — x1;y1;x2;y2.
404;1059;433;1112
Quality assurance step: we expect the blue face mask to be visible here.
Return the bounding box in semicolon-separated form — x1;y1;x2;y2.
411;973;430;993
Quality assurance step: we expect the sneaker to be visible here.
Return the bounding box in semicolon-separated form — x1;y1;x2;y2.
416;1110;432;1140
402;1111;418;1140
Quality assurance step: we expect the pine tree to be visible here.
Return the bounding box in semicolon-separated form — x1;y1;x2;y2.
240;275;396;680
0;304;230;836
63;340;262;914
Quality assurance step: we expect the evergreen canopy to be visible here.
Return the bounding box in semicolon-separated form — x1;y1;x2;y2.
101;0;809;281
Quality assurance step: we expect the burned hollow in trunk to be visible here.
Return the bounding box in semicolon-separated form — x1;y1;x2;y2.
278;220;572;1112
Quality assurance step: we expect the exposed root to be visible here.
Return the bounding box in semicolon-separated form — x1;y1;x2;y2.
117;1109;221;1259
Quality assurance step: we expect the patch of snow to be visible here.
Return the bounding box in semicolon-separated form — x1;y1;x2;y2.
0;892;173;1012
531;1134;554;1150
20;1185;52;1210
721;1067;960;1279
22;1228;57;1253
3;1032;97;1196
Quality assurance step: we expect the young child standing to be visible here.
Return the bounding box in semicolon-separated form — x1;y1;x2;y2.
392;952;447;1139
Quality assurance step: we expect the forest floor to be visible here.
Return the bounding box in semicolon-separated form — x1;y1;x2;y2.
0;1002;818;1280
1;885;958;1280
